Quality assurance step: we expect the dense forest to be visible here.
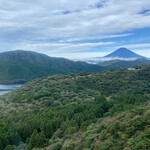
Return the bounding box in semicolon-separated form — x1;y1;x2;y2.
0;65;150;150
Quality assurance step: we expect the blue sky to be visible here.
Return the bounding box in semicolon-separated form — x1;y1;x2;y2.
0;0;150;60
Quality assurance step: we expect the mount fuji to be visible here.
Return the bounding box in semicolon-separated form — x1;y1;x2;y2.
86;48;146;64
104;48;144;59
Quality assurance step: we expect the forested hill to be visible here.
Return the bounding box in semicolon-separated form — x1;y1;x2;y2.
5;64;150;104
99;58;150;69
0;65;150;150
0;50;108;84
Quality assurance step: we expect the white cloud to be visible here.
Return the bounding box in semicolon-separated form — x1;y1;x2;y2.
13;41;115;53
49;52;109;60
83;57;138;64
0;0;150;56
116;43;150;49
62;33;133;42
133;49;150;58
1;0;150;40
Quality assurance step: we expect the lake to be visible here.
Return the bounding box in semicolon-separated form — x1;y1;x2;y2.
0;84;23;96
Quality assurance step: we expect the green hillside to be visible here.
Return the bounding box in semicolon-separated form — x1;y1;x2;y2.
0;50;108;83
99;58;150;69
0;65;150;150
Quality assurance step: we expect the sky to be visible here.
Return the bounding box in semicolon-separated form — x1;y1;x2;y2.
0;0;150;60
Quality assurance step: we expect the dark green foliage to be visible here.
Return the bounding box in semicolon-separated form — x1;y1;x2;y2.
6;64;150;106
0;96;111;149
106;94;149;115
0;121;20;150
29;130;46;148
0;64;150;149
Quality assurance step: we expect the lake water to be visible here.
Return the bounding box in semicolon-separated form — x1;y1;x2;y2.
0;84;23;96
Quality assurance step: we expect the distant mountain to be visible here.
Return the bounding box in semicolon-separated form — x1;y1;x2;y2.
104;47;144;59
0;50;108;84
85;47;147;64
99;58;150;69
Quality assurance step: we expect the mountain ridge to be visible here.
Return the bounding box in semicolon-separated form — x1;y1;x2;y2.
0;50;108;84
0;49;149;84
99;58;150;69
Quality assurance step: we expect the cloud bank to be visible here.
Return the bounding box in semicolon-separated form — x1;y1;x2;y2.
0;0;150;58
